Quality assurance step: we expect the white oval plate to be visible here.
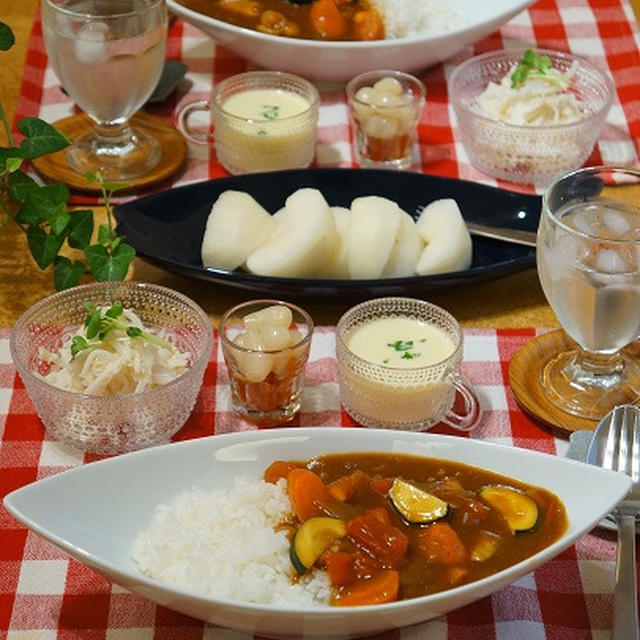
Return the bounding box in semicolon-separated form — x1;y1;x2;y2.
4;428;631;639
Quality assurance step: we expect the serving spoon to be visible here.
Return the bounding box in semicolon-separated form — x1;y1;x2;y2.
586;404;640;640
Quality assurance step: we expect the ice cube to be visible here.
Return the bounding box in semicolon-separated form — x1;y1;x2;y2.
601;207;630;237
592;248;627;274
74;22;109;65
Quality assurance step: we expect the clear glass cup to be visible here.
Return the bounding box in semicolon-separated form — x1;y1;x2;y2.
177;71;319;175
346;69;425;170
41;0;168;180
537;166;640;419
219;299;314;426
336;297;480;431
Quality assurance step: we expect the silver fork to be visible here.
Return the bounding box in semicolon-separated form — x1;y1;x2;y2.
587;404;640;640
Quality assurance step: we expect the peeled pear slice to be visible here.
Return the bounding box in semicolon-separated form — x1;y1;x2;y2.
245;188;336;278
201;190;275;270
382;209;425;278
347;196;401;279
415;198;472;275
317;206;350;279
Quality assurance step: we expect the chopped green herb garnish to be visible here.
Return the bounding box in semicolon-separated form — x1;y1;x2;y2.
388;340;414;352
511;49;553;88
382;358;390;364
70;302;172;359
257;129;268;136
387;339;421;361
260;104;280;120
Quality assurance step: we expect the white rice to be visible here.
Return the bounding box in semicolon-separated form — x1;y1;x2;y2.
370;0;462;39
131;477;331;606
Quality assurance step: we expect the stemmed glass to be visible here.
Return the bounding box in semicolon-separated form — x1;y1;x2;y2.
537;166;640;420
41;0;167;180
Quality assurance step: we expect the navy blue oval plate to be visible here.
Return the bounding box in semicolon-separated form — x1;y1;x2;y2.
114;168;540;298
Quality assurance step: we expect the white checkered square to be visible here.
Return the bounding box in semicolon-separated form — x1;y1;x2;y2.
316;141;351;165
477;384;509;412
38;440;84;468
17;560;67;595
463;333;499;363
579;560;615;592
495;620;547;640
401;618;447;640
0;337;11;364
7;630;58;640
202;626;246;640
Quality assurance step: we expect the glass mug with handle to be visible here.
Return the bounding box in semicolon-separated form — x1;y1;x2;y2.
177;70;319;175
336;297;481;431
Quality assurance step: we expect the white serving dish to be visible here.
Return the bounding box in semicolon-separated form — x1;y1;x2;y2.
4;428;630;638
166;0;536;82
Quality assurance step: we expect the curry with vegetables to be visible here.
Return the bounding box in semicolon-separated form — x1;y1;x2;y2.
264;452;568;606
175;0;385;40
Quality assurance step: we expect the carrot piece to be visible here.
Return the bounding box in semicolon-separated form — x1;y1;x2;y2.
353;9;384;40
445;566;470;585
414;522;468;565
310;0;347;39
328;471;365;502
287;468;332;521
263;460;301;484
324;550;356;586
332;570;400;607
369;476;393;495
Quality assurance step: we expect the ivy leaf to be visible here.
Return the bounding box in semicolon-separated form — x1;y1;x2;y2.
8;169;38;202
53;256;85;290
0;22;15;51
5;157;22;172
49;209;71;236
97;223;116;246
26;225;64;269
66;209;94;249
85;242;135;282
16;118;70;159
17;184;69;224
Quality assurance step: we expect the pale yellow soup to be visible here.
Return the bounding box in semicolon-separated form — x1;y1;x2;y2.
346;317;455;368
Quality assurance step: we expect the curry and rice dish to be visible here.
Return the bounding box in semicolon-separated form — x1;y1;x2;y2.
132;453;568;607
174;0;459;41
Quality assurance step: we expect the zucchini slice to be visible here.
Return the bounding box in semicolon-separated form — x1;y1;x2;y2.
290;516;347;574
388;478;449;525
479;485;539;533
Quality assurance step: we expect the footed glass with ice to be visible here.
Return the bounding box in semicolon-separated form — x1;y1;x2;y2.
41;0;167;180
537;166;640;419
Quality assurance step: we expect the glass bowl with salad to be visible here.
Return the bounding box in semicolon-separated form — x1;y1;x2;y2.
10;281;213;454
449;48;614;185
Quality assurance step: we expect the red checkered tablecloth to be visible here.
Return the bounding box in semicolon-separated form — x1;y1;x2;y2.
4;0;640;637
0;327;627;639
13;0;640;200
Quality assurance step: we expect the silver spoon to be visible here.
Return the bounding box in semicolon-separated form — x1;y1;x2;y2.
586;404;640;640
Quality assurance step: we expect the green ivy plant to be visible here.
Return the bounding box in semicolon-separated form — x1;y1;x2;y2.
0;21;135;291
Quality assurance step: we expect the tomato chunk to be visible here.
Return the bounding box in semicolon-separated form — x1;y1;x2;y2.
346;507;408;568
414;522;468;565
332;570;400;606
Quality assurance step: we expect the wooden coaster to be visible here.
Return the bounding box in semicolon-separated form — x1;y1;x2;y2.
32;112;187;192
509;330;640;434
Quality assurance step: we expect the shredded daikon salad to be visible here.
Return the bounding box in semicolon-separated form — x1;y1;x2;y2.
40;304;190;396
475;57;584;126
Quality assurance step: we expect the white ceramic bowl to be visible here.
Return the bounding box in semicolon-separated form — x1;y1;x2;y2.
449;48;614;184
4;427;630;638
10;281;213;454
167;0;536;82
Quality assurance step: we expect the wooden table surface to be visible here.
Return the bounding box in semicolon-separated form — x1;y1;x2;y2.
1;0;638;329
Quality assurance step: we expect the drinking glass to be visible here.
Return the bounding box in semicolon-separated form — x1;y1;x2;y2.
537;166;640;420
41;0;168;180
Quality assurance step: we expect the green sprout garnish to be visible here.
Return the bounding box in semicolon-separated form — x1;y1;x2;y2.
70;301;172;359
510;49;553;88
260;104;280;120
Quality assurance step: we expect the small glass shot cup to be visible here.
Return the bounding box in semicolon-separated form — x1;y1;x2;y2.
219;299;314;426
346;69;425;170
